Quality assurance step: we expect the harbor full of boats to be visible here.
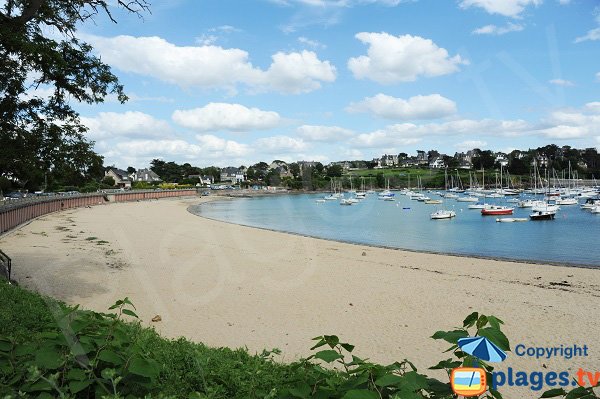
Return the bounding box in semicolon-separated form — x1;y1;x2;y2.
316;183;600;222
197;187;600;266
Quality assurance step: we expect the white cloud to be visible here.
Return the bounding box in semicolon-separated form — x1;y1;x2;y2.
255;136;309;153
575;27;600;43
351;118;532;150
296;125;355;141
89;35;335;94
347;32;466;84
539;103;600;138
472;22;524;35
172;103;281;132
195;134;252;157
81;111;172;140
459;0;542;18
298;36;326;48
558;0;570;4
114;139;202;158
346;93;457;120
549;78;575;87
264;50;336;94
456;140;488;152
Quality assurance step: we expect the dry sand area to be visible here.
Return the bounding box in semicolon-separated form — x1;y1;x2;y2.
1;196;599;397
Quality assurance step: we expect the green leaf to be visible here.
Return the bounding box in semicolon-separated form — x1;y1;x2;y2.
314;350;343;363
375;373;403;387
340;343;355;353
122;308;138;318
310;338;327;350
66;368;87;381
431;330;469;344
463;312;479;328
98;349;123;365
478;327;511;352
429;359;462;370
541;388;567;398
122;297;136;309
69;379;93;394
128;357;159;378
486;316;504;330
0;339;12;352
108;300;123;310
476;315;488;329
289;382;312;398
342;389;379;399
323;335;339;345
565;387;590;399
35;347;63;369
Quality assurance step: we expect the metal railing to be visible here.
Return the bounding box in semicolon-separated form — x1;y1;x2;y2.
0;249;11;282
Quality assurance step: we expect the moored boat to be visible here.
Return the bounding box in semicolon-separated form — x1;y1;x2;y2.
481;205;514;216
496;217;528;223
529;210;556;220
431;210;456;220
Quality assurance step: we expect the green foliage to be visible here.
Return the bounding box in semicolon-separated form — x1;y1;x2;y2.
102;176;116;187
0;295;159;398
0;0;149;191
430;312;510;399
1;282;594;399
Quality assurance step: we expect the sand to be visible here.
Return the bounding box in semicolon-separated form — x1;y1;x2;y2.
1;196;599;397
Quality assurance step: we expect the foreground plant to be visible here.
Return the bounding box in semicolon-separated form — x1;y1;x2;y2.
0;298;159;398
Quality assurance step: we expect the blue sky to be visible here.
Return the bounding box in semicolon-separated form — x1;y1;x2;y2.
65;0;600;168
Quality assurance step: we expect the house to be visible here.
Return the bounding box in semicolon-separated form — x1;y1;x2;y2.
429;157;445;169
130;168;162;183
274;166;293;179
416;150;428;165
535;155;549;168
220;167;245;184
188;174;214;185
105;167;131;189
381;154;398;167
495;153;509;167
371;158;383;169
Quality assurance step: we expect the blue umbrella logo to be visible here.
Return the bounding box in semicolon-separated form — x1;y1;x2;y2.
457;336;507;363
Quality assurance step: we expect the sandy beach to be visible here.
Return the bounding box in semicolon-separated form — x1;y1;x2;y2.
1;196;599;396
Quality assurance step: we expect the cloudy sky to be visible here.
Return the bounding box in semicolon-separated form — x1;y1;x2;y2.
68;0;600;168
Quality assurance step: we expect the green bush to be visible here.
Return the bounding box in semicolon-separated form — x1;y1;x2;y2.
0;282;595;398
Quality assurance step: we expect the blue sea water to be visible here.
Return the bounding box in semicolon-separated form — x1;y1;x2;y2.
190;193;600;267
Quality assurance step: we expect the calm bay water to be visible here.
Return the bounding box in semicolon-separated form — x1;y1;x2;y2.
190;193;600;267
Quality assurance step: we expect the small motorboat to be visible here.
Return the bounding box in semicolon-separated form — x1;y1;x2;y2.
456;196;479;202
496;218;528;223
424;199;443;204
555;197;578;205
468;202;488;209
339;199;354;206
529;210;556;220
315;199;326;203
481;205;514;216
431;210;456;220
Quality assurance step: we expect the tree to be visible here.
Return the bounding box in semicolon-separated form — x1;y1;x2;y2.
1;0;149;190
127;166;136;175
289;162;300;179
102;176;115;187
326;164;343;177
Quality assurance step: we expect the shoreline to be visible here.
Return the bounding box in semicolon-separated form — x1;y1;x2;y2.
1;196;599;399
191;196;600;270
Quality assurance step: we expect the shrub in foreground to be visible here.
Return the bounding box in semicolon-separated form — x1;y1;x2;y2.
0;282;597;398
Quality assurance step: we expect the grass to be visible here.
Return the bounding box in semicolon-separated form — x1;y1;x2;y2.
0;281;322;398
